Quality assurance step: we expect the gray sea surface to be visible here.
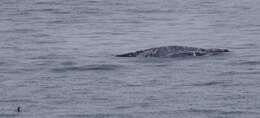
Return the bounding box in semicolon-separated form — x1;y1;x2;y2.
1;0;260;118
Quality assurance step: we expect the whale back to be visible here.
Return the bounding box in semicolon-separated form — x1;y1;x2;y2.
116;46;229;58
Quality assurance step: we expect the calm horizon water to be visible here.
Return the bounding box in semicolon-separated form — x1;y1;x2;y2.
1;0;260;118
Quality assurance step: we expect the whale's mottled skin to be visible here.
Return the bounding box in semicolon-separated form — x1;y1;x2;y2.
116;46;229;58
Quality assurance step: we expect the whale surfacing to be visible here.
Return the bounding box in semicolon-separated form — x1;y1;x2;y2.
116;46;229;58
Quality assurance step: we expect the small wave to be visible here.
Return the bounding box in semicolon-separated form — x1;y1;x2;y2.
186;108;247;115
114;105;133;110
46;20;64;24
31;34;50;38
0;62;5;66
64;113;131;118
34;40;66;44
0;99;36;103
51;64;121;73
233;43;258;49
188;81;225;87
36;8;57;12
29;54;68;60
52;11;71;14
25;8;69;15
60;61;77;66
218;71;260;76
218;71;239;76
126;9;175;14
1;28;37;34
236;60;260;65
125;84;143;87
0;114;18;117
35;1;62;5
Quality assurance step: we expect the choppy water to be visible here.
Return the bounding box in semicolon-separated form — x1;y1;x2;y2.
1;0;260;118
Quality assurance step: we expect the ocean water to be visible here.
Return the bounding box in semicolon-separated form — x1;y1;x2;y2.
1;0;260;118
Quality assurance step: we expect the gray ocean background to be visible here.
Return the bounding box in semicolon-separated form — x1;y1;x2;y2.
1;0;260;118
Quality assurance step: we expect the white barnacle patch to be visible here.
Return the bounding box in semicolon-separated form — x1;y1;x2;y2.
152;48;158;55
193;51;197;56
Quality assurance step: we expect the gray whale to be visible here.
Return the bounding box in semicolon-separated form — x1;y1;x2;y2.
116;46;229;58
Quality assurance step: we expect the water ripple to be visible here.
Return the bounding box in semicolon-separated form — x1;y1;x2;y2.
219;71;260;76
0;114;18;118
29;54;69;60
1;0;260;118
230;60;260;66
35;1;63;5
51;64;121;73
186;108;252;115
0;99;37;103
64;113;132;118
188;81;225;87
126;9;175;14
0;28;38;34
0;62;5;66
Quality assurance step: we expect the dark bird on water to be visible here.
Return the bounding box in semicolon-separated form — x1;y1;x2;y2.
17;106;21;112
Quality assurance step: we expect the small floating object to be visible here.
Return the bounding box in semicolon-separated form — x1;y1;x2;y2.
17;106;21;112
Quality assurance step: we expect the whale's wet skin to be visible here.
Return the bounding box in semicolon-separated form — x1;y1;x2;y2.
116;46;229;58
1;0;260;118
